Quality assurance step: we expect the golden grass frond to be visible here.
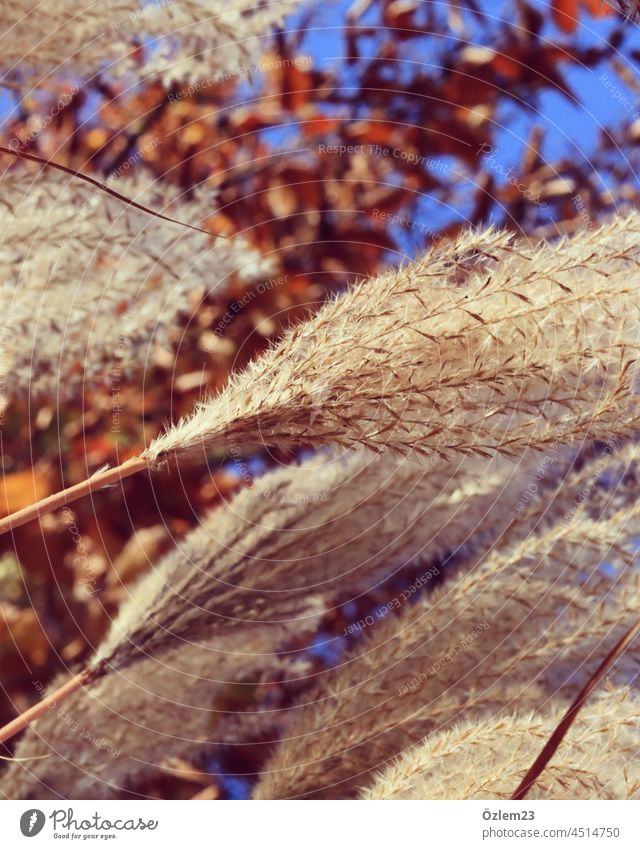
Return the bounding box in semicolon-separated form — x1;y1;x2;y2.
92;449;536;674
4;214;640;536
146;214;640;465
361;688;640;800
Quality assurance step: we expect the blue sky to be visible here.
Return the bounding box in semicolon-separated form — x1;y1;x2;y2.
281;0;640;245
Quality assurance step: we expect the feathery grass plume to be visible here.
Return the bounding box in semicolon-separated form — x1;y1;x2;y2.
253;443;640;798
0;167;270;400
361;688;640;800
0;620;316;800
145;212;640;467
90;448;540;676
0;1;304;87
4;213;640;535
0;441;545;748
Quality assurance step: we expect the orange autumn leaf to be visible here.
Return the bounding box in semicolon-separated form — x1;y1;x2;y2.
6;609;50;666
300;115;342;137
490;51;524;80
552;0;611;30
0;470;53;518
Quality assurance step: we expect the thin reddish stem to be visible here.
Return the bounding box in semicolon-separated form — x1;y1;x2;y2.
0;669;91;745
511;617;640;800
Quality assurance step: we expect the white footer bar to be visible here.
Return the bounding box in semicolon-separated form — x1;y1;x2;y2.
0;799;638;848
